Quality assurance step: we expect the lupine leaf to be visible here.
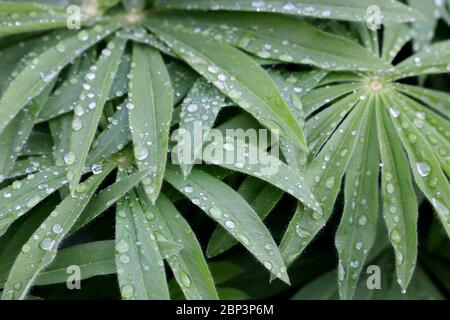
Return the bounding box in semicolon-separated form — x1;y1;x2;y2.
137;189;218;300
150;11;389;71
394;40;450;79
164;165;290;284
128;43;173;203
0;23;119;135
67;37;126;193
279;99;369;267
381;23;412;62
1;162;114;300
0;2;69;36
376;95;418;291
302;82;363;116
147;21;307;151
0;82;54;177
176;78;228;177
393;83;450;119
0;166;68;237
71;168;152;234
387;93;450;238
115;169;169;300
87;102;131;165
207;176;283;258
335;107;379;300
154;0;422;23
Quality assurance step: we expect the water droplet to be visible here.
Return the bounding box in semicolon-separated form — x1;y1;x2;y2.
416;162;431;177
72;118;82;131
390;227;402;244
52;224;63;234
325;176;335;189
225;220;236;230
358;215;368;226
134;145;148;161
27;195;41;208
295;225;311;238
40;238;55;251
21;244;31;253
119;253;130;264
77;30;89;41
209;206;222;219
121;284;134;299
179;270;191;287
184;185;193;193
116;239;129;253
64;152;76;165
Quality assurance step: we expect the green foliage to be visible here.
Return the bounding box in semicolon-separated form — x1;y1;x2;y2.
0;0;448;300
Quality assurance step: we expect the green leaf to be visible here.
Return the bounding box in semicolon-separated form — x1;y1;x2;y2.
393;83;450;119
0;166;67;237
0;2;68;36
151;11;389;71
376;95;418;291
71;168;152;234
0;82;54;177
279;99;370;267
394;40;450;79
201;136;321;213
176;78;228;177
154;0;423;23
1;162;115;300
115;174;169;300
137;189;219;300
164;165;290;284
21;241;115;287
0;23;119;135
49;114;72;167
387;93;450;238
381;23;412;62
302;82;363;116
167;60;198;105
116;27;174;57
67;37;126;193
87;102;131;166
235;16;388;71
147;21;307;150
128;43;173;203
207;176;283;258
335;106;379;300
6;156;54;180
38;49;97;122
408;0;439;52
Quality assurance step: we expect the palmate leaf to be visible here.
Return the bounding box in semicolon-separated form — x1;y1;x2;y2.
164;164;290;284
146;20;307;151
177;78;229;177
0;166;68;237
207;176;283;258
137;189;218;300
386;93;450;237
154;0;422;23
67;37;126;193
279;98;370;267
0;2;70;37
1;162;115;300
0;81;54;177
0;23;119;135
393;40;450;79
150;11;389;71
335;105;379;300
115;169;169;300
408;0;439;52
37;49;97;122
128;43;173;203
376;98;418;292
